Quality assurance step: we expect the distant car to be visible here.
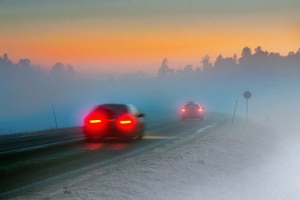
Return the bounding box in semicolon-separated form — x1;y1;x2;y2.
181;102;204;121
83;104;145;141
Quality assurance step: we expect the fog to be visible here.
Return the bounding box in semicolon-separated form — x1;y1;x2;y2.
1;47;300;199
0;47;300;134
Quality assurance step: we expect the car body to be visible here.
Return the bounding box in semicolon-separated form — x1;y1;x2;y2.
181;102;204;121
83;103;145;141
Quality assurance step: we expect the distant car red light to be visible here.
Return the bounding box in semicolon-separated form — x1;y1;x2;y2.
180;101;205;121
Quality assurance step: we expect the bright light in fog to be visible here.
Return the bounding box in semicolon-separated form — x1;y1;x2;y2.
116;114;137;133
119;120;132;125
89;119;101;124
181;108;186;112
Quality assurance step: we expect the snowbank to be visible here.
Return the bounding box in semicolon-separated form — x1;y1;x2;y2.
12;119;300;200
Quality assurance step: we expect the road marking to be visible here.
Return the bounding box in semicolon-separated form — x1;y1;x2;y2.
196;124;216;134
145;123;216;140
144;135;177;140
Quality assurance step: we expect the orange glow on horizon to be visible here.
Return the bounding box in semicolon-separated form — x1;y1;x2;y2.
1;18;299;73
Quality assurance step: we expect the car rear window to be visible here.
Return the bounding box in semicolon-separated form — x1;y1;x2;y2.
95;104;128;117
185;104;200;109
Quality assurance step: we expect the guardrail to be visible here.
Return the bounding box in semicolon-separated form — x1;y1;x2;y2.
0;117;179;155
0;126;84;155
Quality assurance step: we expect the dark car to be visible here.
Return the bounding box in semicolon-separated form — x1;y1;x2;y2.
83;104;145;141
181;102;204;121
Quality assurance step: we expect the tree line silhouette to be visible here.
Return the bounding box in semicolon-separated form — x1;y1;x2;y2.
1;46;300;85
158;46;300;79
0;53;75;84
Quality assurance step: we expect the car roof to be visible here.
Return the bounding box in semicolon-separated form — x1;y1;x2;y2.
95;103;127;111
94;103;140;114
185;102;198;105
184;102;201;107
98;103;126;107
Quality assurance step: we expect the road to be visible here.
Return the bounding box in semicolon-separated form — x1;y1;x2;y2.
0;112;225;198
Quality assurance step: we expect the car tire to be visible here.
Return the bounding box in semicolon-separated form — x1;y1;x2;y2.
85;136;104;143
136;129;144;140
85;137;95;143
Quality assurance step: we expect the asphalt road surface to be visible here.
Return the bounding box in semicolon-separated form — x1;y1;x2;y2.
0;112;225;198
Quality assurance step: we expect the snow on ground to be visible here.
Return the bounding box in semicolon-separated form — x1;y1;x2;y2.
12;119;300;200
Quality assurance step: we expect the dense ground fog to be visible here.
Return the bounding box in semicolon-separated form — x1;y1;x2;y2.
10;118;300;200
0;46;300;134
5;47;300;199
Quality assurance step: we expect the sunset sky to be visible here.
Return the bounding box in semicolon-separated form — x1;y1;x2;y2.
0;0;299;75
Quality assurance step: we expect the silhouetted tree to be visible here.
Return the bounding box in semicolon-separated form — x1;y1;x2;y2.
239;47;253;69
233;54;238;64
0;53;13;71
241;47;252;58
268;52;282;72
158;58;175;77
18;59;31;70
2;53;12;65
285;48;300;75
201;55;213;72
66;64;75;75
195;67;202;73
50;62;75;77
214;54;237;71
183;64;193;74
50;62;65;75
176;64;194;76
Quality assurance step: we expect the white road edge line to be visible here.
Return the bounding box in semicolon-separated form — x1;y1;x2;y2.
196;123;216;134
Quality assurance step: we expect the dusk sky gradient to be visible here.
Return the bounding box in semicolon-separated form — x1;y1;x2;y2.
0;0;299;75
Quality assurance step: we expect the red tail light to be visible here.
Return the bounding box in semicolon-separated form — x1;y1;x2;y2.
117;114;136;134
84;111;107;135
89;119;102;124
181;108;186;112
119;119;132;125
84;112;105;125
198;107;203;112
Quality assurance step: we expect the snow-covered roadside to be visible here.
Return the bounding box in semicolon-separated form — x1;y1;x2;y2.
11;119;300;200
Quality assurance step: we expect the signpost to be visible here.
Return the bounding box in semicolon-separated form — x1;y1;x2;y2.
232;100;238;124
52;104;58;129
243;91;251;121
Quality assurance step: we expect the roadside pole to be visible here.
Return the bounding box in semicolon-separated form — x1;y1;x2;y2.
243;91;251;122
52;104;58;129
232;100;238;124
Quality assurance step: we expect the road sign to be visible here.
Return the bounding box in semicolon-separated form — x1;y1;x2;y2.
243;91;251;99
